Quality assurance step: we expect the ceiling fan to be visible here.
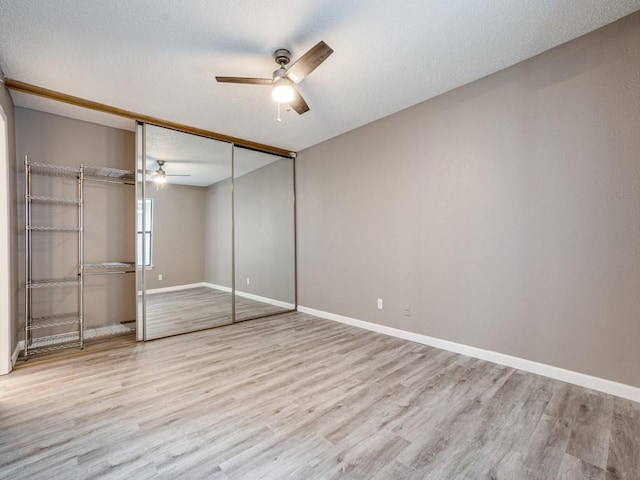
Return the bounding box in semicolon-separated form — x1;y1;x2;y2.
148;160;190;186
215;41;333;116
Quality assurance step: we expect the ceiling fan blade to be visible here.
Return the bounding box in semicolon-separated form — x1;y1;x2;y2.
215;76;272;85
286;41;333;84
166;174;191;177
290;88;310;115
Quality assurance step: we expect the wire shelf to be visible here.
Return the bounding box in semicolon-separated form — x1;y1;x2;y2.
28;195;80;206
28;278;81;289
28;162;80;178
28;226;81;232
83;262;135;269
28;312;80;330
29;332;80;347
27;335;82;355
84;165;135;183
27;162;135;183
27;312;80;330
27;343;82;355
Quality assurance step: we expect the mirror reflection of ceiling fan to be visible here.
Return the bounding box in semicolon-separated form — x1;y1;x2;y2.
215;40;333;120
147;160;190;187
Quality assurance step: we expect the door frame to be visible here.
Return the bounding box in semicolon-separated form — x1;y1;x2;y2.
0;103;12;374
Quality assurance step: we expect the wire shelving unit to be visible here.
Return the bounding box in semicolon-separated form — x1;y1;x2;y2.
24;156;135;358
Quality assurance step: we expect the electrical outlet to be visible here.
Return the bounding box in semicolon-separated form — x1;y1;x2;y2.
404;306;411;317
377;298;383;310
247;277;250;285
158;274;162;281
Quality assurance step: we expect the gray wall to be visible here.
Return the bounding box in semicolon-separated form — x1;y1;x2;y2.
15;108;136;330
145;184;206;290
204;178;232;288
235;158;295;304
297;12;640;387
0;81;18;350
204;158;295;305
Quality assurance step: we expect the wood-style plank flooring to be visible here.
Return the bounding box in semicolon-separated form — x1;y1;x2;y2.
1;312;639;479
145;286;290;338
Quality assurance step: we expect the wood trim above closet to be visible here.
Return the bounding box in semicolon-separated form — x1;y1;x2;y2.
5;79;294;158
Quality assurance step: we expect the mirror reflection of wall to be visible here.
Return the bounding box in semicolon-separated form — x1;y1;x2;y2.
233;147;295;321
136;124;296;340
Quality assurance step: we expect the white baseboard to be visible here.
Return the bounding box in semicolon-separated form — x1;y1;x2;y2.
205;282;232;293
298;306;640;403
145;282;207;295
204;283;295;310
234;290;295;310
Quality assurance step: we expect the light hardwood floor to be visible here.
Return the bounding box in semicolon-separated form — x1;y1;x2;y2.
1;312;639;479
145;286;291;338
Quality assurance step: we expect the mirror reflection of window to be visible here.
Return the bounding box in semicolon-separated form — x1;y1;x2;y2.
136;198;153;267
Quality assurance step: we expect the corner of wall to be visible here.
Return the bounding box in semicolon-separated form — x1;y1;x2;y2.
0;79;18;373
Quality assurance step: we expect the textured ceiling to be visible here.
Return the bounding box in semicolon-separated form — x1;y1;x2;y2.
145;124;281;187
1;0;639;152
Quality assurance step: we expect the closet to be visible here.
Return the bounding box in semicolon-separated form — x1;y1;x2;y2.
136;122;296;340
23;156;135;357
17;108;296;357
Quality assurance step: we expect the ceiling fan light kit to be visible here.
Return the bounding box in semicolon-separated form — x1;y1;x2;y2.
149;160;190;189
272;77;295;104
152;161;167;189
154;174;167;190
215;41;334;119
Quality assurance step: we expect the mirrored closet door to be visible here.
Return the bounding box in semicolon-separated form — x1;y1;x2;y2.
233;146;295;321
136;123;296;340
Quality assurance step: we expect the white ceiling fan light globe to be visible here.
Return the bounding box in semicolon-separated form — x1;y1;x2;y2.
153;173;167;190
272;77;295;104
